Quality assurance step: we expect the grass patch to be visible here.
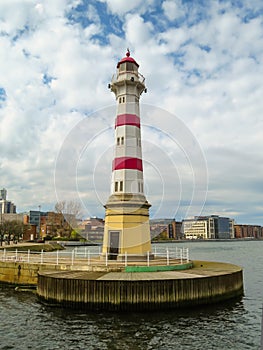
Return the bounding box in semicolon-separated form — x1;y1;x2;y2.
0;242;64;252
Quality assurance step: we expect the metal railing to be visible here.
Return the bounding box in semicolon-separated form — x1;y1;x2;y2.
0;246;189;268
111;71;145;84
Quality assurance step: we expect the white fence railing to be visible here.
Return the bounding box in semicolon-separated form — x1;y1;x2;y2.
0;246;189;268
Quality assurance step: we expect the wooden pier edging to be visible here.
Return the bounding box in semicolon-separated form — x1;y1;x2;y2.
37;260;244;311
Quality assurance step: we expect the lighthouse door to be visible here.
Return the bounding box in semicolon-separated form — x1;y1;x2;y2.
109;231;120;260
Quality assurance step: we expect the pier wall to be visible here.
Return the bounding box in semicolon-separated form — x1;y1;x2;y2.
37;262;243;311
0;261;73;286
0;259;244;311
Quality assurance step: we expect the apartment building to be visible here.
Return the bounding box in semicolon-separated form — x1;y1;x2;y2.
182;215;235;239
234;224;263;239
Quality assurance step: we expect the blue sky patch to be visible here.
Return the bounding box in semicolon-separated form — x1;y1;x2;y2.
42;74;56;86
0;87;7;105
66;0;124;44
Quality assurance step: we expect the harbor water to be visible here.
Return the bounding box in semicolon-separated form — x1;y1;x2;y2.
0;240;262;350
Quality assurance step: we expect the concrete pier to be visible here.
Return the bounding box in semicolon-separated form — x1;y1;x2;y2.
37;260;243;311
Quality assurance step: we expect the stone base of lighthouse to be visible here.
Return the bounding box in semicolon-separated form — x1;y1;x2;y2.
102;194;152;260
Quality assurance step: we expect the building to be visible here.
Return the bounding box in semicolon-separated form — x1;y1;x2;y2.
168;220;183;240
182;219;208;239
102;50;151;259
182;215;235;239
150;219;183;240
1;213;23;223
150;219;172;240
234;224;263;239
23;210;72;240
0;188;16;214
0;188;7;200
80;217;104;242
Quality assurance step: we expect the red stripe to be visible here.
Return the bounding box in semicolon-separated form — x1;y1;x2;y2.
112;157;143;171
115;114;140;128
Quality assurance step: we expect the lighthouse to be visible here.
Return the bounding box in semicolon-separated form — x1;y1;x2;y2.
102;50;152;260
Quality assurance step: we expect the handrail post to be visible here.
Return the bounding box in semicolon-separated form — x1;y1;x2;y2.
56;250;59;265
3;248;6;261
166;248;169;266
105;252;108;267
261;304;263;350
84;247;87;258
41;249;43;264
71;250;74;266
27;249;30;263
180;248;183;264
125;252;127;267
15;249;18;262
88;250;90;266
147;251;150;266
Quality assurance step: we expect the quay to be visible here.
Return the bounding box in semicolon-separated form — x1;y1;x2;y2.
37;260;243;311
0;244;243;311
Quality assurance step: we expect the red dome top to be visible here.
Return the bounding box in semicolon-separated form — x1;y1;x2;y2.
117;49;139;68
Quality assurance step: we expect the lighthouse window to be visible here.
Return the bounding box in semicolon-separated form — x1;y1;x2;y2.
121;137;124;145
119;181;123;191
115;182;118;192
122;97;125;103
119;97;121;103
117;137;120;145
119;64;125;72
138;182;141;192
126;62;134;71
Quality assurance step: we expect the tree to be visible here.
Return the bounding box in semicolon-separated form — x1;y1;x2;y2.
54;200;82;238
0;220;25;245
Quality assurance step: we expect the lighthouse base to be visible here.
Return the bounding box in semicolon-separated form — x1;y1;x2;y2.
102;194;152;259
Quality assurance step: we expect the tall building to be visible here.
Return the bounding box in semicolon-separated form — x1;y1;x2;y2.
182;215;234;239
102;50;151;259
0;188;7;200
0;188;16;215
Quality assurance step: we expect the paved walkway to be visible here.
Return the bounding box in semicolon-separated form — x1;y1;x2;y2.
39;260;242;281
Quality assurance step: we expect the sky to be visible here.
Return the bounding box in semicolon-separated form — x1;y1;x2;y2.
0;0;263;225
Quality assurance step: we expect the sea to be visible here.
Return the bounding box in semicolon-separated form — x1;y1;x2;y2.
0;240;262;350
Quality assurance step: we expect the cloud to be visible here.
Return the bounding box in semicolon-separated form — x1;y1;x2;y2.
99;0;149;16
162;0;185;21
0;0;263;226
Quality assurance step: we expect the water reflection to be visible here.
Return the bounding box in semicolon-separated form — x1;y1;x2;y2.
0;240;262;350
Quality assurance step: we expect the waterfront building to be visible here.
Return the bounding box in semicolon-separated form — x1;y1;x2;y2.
234;224;263;239
168;220;183;239
150;219;183;240
24;210;72;240
0;189;16;215
80;217;104;241
182;219;208;239
102;50;151;259
182;215;235;239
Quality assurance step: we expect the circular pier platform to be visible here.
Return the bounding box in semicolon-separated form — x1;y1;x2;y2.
37;260;243;311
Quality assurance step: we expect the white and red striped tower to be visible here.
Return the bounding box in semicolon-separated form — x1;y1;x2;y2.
102;50;152;259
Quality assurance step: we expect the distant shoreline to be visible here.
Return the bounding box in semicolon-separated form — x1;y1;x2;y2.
152;238;263;243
